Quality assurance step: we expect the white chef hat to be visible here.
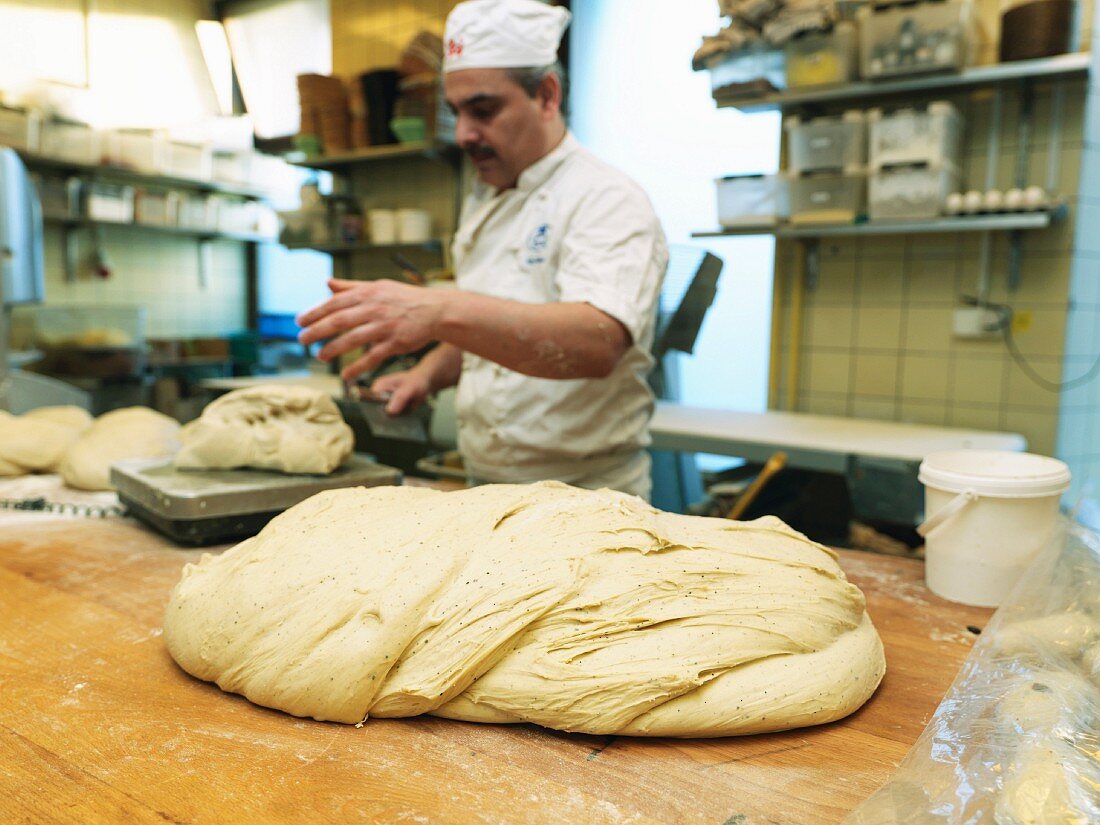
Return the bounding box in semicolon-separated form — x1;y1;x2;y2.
443;0;571;73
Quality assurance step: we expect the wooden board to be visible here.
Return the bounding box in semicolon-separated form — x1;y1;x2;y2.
0;514;993;824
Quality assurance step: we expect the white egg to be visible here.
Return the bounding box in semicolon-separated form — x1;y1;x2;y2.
963;190;984;213
945;192;964;215
1004;188;1025;210
983;189;1004;211
1024;185;1046;209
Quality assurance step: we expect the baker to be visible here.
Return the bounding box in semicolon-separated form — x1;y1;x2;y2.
296;0;668;499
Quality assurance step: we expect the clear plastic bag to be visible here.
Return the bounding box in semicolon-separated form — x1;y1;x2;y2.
847;518;1100;824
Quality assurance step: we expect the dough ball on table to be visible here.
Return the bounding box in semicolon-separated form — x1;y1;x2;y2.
164;482;887;737
174;385;353;475
60;407;180;491
995;741;1100;825
0;406;93;476
995;612;1100;662
997;670;1098;734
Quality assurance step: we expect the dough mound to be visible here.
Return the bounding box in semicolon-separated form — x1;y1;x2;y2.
60;407;180;490
174;385;353;475
0;406;93;476
164;482;886;737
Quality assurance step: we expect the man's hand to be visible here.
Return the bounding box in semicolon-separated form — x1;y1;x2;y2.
296;279;447;380
370;370;431;415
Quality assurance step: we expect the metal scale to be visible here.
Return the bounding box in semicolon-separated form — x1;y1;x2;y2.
111;455;402;546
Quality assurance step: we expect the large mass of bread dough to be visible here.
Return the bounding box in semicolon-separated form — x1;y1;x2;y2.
0;406;92;476
174;385;353;475
164;482;886;737
59;406;180;490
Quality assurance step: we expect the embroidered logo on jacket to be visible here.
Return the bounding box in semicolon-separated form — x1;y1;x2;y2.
526;223;550;265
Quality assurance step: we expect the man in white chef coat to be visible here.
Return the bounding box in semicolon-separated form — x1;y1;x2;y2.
297;0;668;499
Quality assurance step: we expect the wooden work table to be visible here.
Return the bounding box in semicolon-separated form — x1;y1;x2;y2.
0;499;993;824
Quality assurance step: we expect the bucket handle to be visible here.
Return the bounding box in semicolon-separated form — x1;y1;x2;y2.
917;489;978;538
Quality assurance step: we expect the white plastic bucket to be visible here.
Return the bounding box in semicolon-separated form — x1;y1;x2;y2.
917;450;1070;607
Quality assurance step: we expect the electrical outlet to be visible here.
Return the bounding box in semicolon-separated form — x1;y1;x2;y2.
953;307;1001;339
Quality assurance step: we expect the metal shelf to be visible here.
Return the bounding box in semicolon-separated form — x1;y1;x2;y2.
20;152;273;200
714;52;1092;112
45;215;274;244
290;141;459;171
692;210;1063;239
282;239;444;255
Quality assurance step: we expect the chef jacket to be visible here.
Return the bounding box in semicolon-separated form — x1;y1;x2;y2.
452;132;668;495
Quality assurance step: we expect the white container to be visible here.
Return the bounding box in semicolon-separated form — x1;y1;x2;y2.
104;129;166;175
716;174;789;228
868;102;963;170
396;208;432;243
85;182;135;223
789;171;866;225
177;193;216;231
134;190;178;227
39;118;100;165
212;150;252;185
368;209;397;245
165;141;212;181
0;106;40;152
785;112;866;174
869;162;960;221
859;0;981;79
917;450;1071;607
785;22;859;89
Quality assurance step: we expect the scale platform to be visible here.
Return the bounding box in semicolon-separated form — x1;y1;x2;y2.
111;455;402;546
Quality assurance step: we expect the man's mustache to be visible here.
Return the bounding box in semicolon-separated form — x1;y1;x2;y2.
465;144;496;161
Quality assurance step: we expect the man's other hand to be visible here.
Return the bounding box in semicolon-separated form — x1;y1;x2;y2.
370;370;431;415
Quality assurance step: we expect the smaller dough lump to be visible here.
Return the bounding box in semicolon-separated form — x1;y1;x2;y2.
60;407;180;490
174;385;353;475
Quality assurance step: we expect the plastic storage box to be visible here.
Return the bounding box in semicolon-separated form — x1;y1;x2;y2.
31;175;82;219
707;43;786;98
868;101;963;169
29;304;145;349
39;118;100;165
0;106;40;152
869;163;960;221
134;190;178;227
859;0;980;79
786;111;867;174
85;182;135;223
716;174;789;228
785;22;859;88
177;193;216;231
104;129;167;175
212;150;252;185
28;304;147;378
164;141;212;181
790;171;866;225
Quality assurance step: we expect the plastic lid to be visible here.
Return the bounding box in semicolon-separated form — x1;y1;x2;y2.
919;450;1071;499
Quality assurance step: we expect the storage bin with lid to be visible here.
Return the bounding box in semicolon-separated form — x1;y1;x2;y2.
785;22;859;88
789;171;866;225
0;107;40;152
715;174;789;228
785;111;867;174
868;101;963;170
917;449;1071;607
85;182;135;223
104;129;167;175
859;0;981;79
31;174;81;219
135;190;178;227
869;162;960;221
165;141;212;181
39;118;100;165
